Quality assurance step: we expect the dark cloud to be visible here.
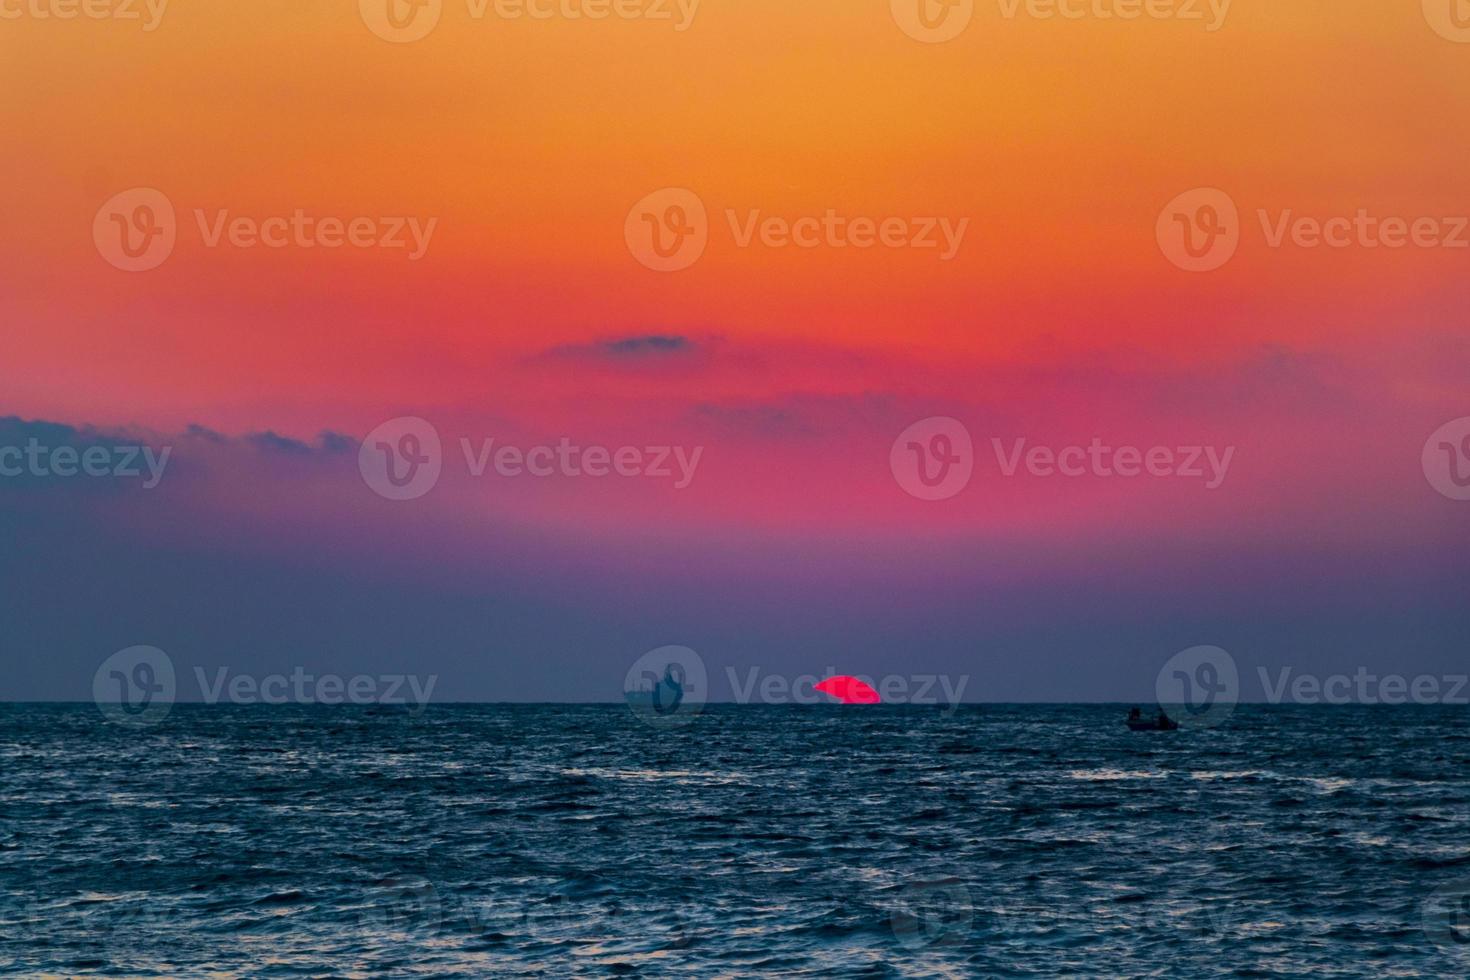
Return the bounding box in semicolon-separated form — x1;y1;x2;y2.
535;334;707;365
605;335;692;355
318;431;356;455
0;415;121;446
0;416;167;495
244;430;355;456
184;424;227;443
0;413;356;500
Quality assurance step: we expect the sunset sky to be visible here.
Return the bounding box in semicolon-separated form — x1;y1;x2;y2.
2;1;1466;700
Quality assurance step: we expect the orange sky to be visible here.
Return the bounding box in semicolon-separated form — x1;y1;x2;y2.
1;0;1467;535
2;0;1468;703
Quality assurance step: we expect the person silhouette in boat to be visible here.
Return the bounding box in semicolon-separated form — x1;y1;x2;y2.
1128;707;1142;722
1156;708;1172;728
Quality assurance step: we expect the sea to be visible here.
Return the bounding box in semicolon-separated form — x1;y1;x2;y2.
4;703;1470;977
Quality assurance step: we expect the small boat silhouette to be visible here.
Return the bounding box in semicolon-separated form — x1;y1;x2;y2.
1125;707;1179;731
624;665;685;716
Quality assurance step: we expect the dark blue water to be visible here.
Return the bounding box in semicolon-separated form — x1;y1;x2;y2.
5;704;1470;977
